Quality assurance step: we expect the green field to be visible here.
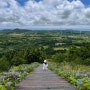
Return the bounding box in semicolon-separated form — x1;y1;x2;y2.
0;29;90;53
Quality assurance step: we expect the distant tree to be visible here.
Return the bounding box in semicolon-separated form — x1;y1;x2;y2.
64;44;90;65
65;45;78;62
83;58;90;65
25;47;46;63
45;46;55;56
11;56;26;66
4;50;15;65
52;53;64;63
38;47;46;63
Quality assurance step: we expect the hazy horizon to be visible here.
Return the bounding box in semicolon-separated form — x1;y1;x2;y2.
0;25;90;31
0;0;90;31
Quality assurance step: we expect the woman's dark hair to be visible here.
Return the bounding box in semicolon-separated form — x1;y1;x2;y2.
44;62;47;65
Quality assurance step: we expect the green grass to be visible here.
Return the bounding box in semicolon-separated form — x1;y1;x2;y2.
54;47;67;51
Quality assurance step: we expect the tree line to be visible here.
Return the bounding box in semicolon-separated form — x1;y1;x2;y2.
52;44;90;65
0;46;46;71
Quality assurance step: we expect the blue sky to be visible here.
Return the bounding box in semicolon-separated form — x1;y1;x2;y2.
16;0;90;6
15;0;29;6
68;0;90;6
16;0;41;6
0;0;90;30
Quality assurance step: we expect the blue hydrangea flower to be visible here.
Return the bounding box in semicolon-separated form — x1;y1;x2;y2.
81;73;87;77
86;72;90;76
6;81;13;86
88;78;90;82
76;73;81;76
3;72;8;75
77;79;83;85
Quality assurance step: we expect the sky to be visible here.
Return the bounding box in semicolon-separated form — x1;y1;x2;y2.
0;0;90;30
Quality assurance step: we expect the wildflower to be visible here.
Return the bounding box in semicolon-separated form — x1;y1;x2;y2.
81;73;87;77
76;73;81;76
14;72;20;76
0;76;6;81
6;82;13;86
88;78;90;82
31;63;35;67
3;72;8;75
76;73;87;77
77;79;83;85
24;72;28;75
86;72;90;76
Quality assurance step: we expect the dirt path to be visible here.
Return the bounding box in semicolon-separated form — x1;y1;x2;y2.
15;64;78;90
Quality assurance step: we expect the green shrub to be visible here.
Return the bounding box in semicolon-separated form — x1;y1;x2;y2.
11;57;26;66
83;58;90;65
0;56;10;72
83;82;90;90
27;65;33;73
0;85;6;90
52;53;64;63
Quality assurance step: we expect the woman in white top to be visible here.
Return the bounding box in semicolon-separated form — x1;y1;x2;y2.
43;60;48;70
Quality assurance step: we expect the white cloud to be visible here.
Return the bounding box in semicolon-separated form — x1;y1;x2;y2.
0;0;90;29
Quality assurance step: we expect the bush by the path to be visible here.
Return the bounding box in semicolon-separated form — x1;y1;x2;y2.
0;62;39;90
49;62;90;90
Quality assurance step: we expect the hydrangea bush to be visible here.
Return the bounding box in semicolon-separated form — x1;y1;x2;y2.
0;62;39;90
49;62;90;90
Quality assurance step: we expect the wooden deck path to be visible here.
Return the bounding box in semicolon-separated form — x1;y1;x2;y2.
15;65;78;90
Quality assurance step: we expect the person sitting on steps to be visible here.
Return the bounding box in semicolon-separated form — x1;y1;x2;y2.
43;60;48;70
